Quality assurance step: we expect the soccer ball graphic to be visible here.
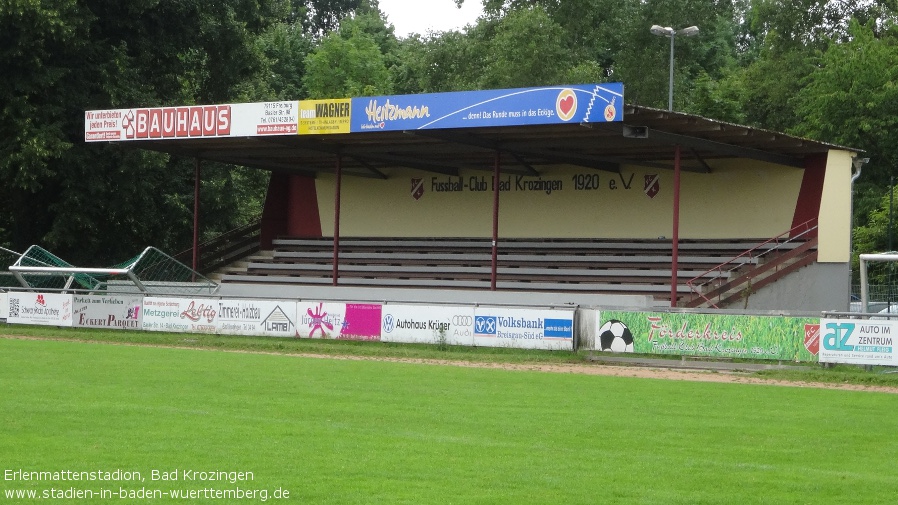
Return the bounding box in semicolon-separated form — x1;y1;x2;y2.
597;320;634;352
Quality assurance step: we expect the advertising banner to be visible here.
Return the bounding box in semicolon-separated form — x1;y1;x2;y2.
298;98;352;134
819;318;898;366
85;101;298;142
597;311;819;361
380;305;475;346
72;294;143;330
0;292;7;319
297;302;382;340
7;292;73;327
472;307;574;350
350;83;623;132
142;297;219;334
217;299;298;338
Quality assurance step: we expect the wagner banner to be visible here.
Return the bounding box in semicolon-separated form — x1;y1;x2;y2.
472;307;574;350
597;311;820;361
73;294;143;330
380;304;475;346
819;318;898;366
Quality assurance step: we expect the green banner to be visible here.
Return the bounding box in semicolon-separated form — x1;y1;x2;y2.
599;311;820;362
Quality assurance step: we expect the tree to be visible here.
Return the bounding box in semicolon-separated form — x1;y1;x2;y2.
0;1;289;264
302;8;394;97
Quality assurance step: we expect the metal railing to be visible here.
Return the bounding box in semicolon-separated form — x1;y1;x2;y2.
685;218;819;308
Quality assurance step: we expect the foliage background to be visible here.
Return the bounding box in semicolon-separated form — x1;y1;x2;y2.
2;0;896;288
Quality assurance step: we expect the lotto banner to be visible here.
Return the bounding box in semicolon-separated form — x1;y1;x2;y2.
380;305;475;346
597;311;819;361
819;318;898;366
142;297;219;334
472;307;574;350
72;294;143;330
296;302;382;340
217;299;298;338
6;292;73;327
0;292;7;319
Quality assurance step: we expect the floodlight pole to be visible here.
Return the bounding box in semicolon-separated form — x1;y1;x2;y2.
193;158;201;279
650;25;699;111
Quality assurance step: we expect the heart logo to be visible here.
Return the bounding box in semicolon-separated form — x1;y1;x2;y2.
555;89;577;121
559;96;574;116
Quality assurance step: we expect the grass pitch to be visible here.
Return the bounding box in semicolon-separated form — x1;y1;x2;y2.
1;337;897;504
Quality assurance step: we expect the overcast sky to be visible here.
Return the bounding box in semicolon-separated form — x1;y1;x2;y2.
377;0;484;37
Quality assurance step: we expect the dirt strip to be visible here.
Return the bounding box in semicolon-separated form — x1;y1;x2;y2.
4;334;897;394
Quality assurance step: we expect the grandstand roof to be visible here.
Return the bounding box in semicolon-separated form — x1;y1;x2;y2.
124;104;861;179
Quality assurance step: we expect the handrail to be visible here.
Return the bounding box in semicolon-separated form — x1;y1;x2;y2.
685;218;818;308
174;218;262;273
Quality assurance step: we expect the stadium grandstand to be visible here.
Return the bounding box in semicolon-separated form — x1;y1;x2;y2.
83;85;862;311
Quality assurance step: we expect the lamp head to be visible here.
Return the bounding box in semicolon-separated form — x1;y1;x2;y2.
678;26;700;36
650;25;673;37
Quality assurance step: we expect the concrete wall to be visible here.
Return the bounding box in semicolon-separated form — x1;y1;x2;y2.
742;262;849;312
314;161;805;239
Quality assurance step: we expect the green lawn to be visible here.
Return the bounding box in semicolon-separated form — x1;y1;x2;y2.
1;337;897;504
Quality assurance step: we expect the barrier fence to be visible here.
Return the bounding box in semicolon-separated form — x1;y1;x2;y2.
2;290;896;366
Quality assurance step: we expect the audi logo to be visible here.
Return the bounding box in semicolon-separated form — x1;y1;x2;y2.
451;315;473;326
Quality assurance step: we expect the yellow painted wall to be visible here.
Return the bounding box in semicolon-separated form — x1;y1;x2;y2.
817;150;853;262
315;160;805;239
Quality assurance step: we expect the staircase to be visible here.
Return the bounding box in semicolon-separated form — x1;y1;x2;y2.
174;219;262;276
683;219;819;309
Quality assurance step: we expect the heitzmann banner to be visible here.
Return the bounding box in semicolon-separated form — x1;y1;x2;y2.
350;83;623;132
819;318;898;366
85;101;298;142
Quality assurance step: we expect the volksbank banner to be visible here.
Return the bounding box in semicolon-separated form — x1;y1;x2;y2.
597;311;820;361
472;307;574;350
351;84;623;132
819;318;898;366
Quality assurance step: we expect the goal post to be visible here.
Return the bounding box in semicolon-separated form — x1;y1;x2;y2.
859;252;898;313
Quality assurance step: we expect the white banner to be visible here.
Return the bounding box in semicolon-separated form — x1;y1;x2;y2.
142;297;219;334
296;302;382;340
819;318;898;366
380;305;474;346
85;101;298;142
7;292;73;327
217;299;298;338
0;292;7;319
72;294;143;330
472;307;575;350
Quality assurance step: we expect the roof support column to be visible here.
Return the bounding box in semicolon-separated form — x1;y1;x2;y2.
491;151;501;290
333;155;343;286
192;158;201;278
670;145;681;307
